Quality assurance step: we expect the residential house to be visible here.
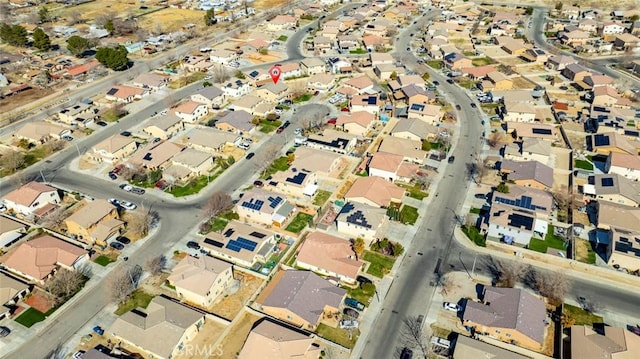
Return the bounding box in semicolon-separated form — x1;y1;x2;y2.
57;103;97;127
0;272;30;321
500;160;554;190
463;287;546;350
296;231;363;284
312;36;333;53
300;57;327;76
90;134;138;163
238;319;321;359
170;148;214;177
506;122;558;142
209;49;238;65
374;63;405;81
306;129;358;155
167;255;233;307
504;139;552;165
583;173;640;207
344;76;375;95
337;35;360;52
586;133;638;155
108;296;205;359
245;68;272;87
493;185;554;220
345;176;405;208
368;151;418;182
173;101;209;123
362;34;385;52
267;15;297;32
214;110;254;134
258;270;346;330
64;60;101;80
14;121;68;145
407;102;444;124
504;102;537;123
606;227;640;271
142;114;184;140
391;118;438;142
290;147;343;178
570;325;640;359
545;55;578;71
453;336;530;359
232;95;264;115
591;86;620;107
2;181;60;219
129;141;184;170
0;216;27;249
186;127;240;155
279;62;303;79
378;136;427;163
336;202;387;243
105;85;147;103
561;63;591;82
255;82;289;103
369;52;394;67
201;221;277;268
1;235;88;285
521;48;548;63
221;79;251;98
606;152;640;181
328;58;353;74
444;52;472;70
481;71;512;92
499;37;528;55
600;22;626;36
578;19;598;33
235;189;296;228
131;73;169;92
190;86;225;109
583;74;615;89
487;202;542;245
336;111;376;136
64;199;124;244
307;73;336;93
560;29;590;46
267;168;319;199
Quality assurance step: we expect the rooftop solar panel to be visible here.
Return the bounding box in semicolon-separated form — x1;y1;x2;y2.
507;213;534;231
593;134;610;147
286;172;307;185
204;238;224;248
107;88;118;96
250;231;266;239
531;128;552;135
601;177;615;187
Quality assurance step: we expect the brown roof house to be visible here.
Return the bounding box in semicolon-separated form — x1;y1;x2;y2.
336;201;387;243
90;134;138;163
14;121;68;145
336;111;376;136
368;151;419;183
238;319;321;359
173;100;209;123
1;235;88;285
0;272;30;320
295;231;363;284
129;141;184;170
570;325;640;359
500;160;554;190
258;270;346;330
0;216;28;249
201;221;277;268
444;52;472;70
105;85;147;103
108;296;205;359
143;114;184;140
167;255;234;308
64;199;124;245
463;287;547;351
586;133;638;155
2;181;60;219
345;176;405;208
453;335;530;359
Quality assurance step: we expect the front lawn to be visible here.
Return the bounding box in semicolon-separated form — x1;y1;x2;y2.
277;35;288;41
316;323;360;349
462;225;486;247
363;250;395;278
313;190;331;206
169;173;220;197
397;183;428;200
349;48;367;54
563;304;603;326
258;120;282;133
469;207;482;214
293;93;313;103
472;57;496;66
262;156;290;178
14;307;46;328
399;205;419;225
347;283;376;305
574;160;593;171
94;255;116;266
115;290;155;316
427;60;443;69
285;212;313;233
528;225;566;253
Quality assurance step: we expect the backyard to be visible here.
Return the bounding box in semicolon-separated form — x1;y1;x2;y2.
363;250;395;278
563;304;603;327
115;290;155;316
313;190;332;206
574;159;594;171
528;225;567;253
168;171;222;197
427;60;443;69
317;324;360;349
285;212;313;233
472;57;496;66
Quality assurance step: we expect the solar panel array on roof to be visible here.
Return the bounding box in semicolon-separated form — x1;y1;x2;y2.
531;128;552;135
143;153;153;161
367;96;377;105
204;238;224;248
495;195;547;211
306;137;350;150
223;228;235;237
346;210;372;228
625;130;639;137
601;177;615;187
226;237;258;252
249;70;259;78
593;134;610;146
267;196;283;208
241;199;264;211
410;103;425;111
107;88;118;96
615;240;640;257
507;213;534;231
286;172;307;185
250;231;266;239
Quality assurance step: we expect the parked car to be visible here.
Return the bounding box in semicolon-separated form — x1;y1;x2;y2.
343;308;360;318
294;128;303;135
96;121;108;127
344;298;365;311
339;320;359;329
186;241;201;250
120;131;132;137
108;198;121;207
447;79;454;84
119;201;137;211
0;204;7;213
72;351;85;359
62;135;74;141
245;152;255;160
116;236;131;245
455;104;461;110
253;180;264;187
447;156;455;163
431;337;451;349
400;348;413;359
108;172;118;180
356;275;372;285
120;184;145;195
92;326;105;335
276;126;285;134
470;103;477;108
110;242;124;250
0;326;10;337
432;80;440;86
443;302;460;312
327;117;337;124
627;324;640;336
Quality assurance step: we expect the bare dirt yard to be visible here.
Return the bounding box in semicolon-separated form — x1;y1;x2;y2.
173;319;228;359
217;311;261;359
138;8;206;34
254;0;289;10
0;87;55;118
210;272;264;320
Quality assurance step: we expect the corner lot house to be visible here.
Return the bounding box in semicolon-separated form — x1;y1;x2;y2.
570;325;640;359
109;296;205;359
129;141;184;170
258;270;346;330
214;110;254;134
336;202;387;242
2;181;60;218
190;86;225;109
368;151;419;182
1;235;88;285
238;319;321;359
64;199;124;245
14;121;68;145
90;134;138;163
345;176;405;208
606;227;640;272
306;129;358;155
290;147;344;178
201;221;277;268
336;111;376;136
105;85;147;103
235;189;296;227
486;202;542;246
173;101;209;123
463;287;546;351
167;255;233;307
142;114;184;140
0;272;30;320
295;231;363;284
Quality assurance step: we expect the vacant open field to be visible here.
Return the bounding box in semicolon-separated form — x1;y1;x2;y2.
55;0;143;22
254;0;289;10
138;8;205;33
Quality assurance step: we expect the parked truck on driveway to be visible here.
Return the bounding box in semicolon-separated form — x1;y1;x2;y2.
344;298;365;311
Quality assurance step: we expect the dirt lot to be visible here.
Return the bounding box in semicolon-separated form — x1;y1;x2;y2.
511;76;536;90
138;8;206;34
254;0;289;10
173;319;228;359
209;272;264;320
217;311;261;359
0;87;55;118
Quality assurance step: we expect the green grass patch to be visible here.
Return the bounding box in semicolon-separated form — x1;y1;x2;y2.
262;156;290;178
168;173;220;197
399;205;419;225
115;290;155;316
347;283;376;306
472;57;496;66
168;72;206;89
219;210;240;221
363;250;395;278
356;170;368;177
462;225;486;247
470;207;482;214
14;307;47;328
293;93;313;103
285;212;313;233
209;217;228;233
574;160;593;171
349;48;367;54
427;60;443;69
316;323;360;349
258;119;282;133
313;190;331;206
94;255;116;266
396;183;428;200
277;35;288;41
563;304;603;326
528;225;566;253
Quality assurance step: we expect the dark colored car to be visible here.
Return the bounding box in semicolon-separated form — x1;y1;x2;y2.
356;275;372;285
282;120;291;128
343;308;360;318
400;348;413;359
470;103;477;108
447;79;454;84
432;81;439;86
245;152;255;160
108;172;118;180
448;156;455;163
327;117;337;124
253;180;264;187
276;126;285;134
0;326;10;337
120;131;132;137
110;242;124;250
186;241;201;250
116;236;131;245
96;121;108;127
455;104;462;110
93;326;105;335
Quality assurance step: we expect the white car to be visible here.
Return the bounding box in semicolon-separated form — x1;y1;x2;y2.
274;108;283;115
108;198;121;207
0;204;7;212
120;201;137;211
339;320;359;329
443;302;460;312
294;128;303;135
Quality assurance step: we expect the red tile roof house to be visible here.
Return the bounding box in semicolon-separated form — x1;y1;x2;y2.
295;231;363;284
64;60;101;80
2;181;61;219
1;235;88;286
105;85;148;103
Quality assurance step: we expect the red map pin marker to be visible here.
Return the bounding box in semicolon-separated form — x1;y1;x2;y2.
269;65;281;84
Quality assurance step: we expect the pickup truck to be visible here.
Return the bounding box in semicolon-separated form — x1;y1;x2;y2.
344;298;365;311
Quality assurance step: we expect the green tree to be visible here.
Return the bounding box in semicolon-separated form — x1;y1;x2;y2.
524;7;534;15
203;81;212;87
32;28;51;51
95;45;130;71
0;23;27;47
235;70;245;79
38;6;51;24
389;71;398;80
496;183;510;193
631;14;639;22
555;2;563;11
67;35;91;57
422;72;430;81
105;19;114;35
204;8;217;26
